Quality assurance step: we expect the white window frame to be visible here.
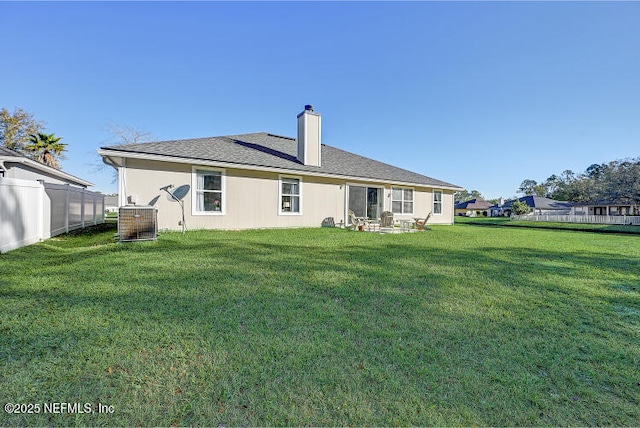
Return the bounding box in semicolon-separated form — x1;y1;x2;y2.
433;189;443;215
191;166;226;216
391;186;414;215
279;175;302;216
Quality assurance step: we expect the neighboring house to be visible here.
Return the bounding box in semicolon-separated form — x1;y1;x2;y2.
488;197;506;217
1;146;104;253
0;146;92;187
489;195;572;217
104;194;119;213
454;198;493;217
572;201;640;216
98;105;462;231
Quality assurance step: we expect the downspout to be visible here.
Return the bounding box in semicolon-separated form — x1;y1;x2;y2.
99;153;126;206
118;158;127;206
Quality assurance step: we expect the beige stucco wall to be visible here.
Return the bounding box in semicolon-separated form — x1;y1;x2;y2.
411;187;455;225
121;158;455;230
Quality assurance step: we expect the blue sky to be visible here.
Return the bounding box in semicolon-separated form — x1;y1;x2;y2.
2;1;639;199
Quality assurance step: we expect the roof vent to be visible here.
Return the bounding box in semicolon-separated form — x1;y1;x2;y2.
304;104;314;112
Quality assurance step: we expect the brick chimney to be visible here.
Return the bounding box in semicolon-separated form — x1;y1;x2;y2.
297;105;321;167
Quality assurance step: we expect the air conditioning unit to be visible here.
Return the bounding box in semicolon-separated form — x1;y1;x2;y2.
118;206;157;242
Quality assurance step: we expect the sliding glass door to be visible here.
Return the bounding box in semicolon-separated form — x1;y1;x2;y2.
348;185;383;220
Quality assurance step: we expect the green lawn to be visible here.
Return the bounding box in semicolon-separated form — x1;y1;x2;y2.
455;215;640;234
1;224;639;426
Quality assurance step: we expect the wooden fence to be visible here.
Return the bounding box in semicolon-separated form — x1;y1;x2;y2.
512;214;640;226
0;178;104;253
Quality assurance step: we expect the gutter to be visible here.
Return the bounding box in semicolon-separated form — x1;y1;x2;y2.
100;154;125;169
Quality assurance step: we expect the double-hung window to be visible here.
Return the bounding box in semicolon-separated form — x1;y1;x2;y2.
194;168;224;214
433;190;442;215
280;177;301;214
391;187;414;214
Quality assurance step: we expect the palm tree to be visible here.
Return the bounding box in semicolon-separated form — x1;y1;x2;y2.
23;132;67;169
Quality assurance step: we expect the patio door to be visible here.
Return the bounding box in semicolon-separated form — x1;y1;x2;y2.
348;185;383;220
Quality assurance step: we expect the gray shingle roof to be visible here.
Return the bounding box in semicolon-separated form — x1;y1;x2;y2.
498;196;573;210
454;199;493;210
1;145;93;187
0;146;22;157
101;132;461;189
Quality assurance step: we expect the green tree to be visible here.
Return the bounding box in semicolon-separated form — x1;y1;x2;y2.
454;189;484;203
23;132;67;169
518;179;537;196
559;177;595;202
518;158;640;205
454;189;470;203
543;174;561;197
510;200;531;215
0;107;44;152
586;163;606;179
602;159;640;204
548;170;575;200
469;189;483;200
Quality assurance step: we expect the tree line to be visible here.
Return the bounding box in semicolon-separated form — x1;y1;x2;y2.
518;158;640;204
0;107;67;169
454;189;483;203
453;157;640;207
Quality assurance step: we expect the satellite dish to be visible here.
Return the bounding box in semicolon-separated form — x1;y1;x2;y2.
159;184;190;234
166;184;190;202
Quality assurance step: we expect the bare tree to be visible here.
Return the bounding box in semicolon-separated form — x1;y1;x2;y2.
103;123;154;146
0;107;45;152
93;123;154;181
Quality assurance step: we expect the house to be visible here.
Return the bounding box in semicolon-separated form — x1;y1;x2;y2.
489;195;572;217
98;105;462;231
571;201;640;216
104;194;119;213
454;198;493;217
1;146;104;253
0;146;92;187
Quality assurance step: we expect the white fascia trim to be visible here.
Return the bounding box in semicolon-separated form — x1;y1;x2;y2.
98;149;463;191
0;155;93;187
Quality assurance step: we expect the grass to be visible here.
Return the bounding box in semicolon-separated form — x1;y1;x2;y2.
1;223;639;426
105;212;118;224
455;215;640;234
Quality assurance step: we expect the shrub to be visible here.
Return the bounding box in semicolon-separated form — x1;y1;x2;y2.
511;200;532;215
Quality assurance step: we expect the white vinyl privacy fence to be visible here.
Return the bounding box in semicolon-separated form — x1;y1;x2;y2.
0;178;105;253
512;214;640;226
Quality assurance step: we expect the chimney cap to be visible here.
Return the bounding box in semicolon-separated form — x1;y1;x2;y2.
304;104;314;112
